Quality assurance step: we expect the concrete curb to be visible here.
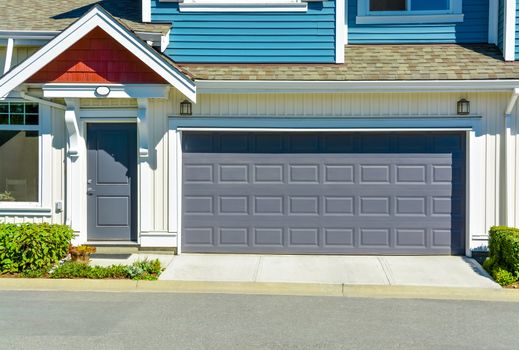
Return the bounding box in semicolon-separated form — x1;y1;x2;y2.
0;278;518;302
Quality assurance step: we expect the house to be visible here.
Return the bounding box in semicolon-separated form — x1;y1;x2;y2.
0;0;518;256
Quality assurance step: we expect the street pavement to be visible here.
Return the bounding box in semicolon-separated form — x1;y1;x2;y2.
0;290;517;350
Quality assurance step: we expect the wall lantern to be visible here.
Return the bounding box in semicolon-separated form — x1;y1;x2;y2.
180;100;192;116
457;98;470;115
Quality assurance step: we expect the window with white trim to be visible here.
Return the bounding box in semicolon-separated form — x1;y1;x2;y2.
175;0;309;13
357;0;463;24
0;102;39;203
369;0;450;13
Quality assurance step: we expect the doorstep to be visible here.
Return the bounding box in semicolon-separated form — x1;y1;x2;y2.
159;254;501;289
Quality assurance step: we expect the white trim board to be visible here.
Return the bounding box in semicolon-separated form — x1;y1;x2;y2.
504;0;516;61
335;0;345;63
0;6;196;102
356;14;463;24
179;0;308;12
142;0;152;22
43;84;170;99
195;80;519;93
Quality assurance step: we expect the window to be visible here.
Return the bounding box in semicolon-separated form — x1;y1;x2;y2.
177;0;308;13
357;0;463;24
369;0;450;12
0;102;39;203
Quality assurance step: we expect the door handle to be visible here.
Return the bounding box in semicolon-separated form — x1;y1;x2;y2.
87;188;94;196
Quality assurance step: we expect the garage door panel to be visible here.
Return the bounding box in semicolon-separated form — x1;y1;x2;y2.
182;132;465;255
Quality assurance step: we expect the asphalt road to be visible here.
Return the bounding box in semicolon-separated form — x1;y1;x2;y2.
0;291;518;350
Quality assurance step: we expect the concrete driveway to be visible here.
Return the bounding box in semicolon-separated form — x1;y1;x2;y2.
159;255;500;288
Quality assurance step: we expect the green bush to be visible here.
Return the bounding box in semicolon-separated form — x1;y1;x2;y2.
492;267;517;286
0;223;74;274
486;226;519;286
50;259;163;280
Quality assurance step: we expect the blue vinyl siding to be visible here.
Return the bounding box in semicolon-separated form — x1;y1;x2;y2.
498;0;504;52
348;0;489;44
151;0;337;63
516;0;519;59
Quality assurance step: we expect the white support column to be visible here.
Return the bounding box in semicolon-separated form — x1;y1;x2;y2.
504;0;516;61
504;89;519;227
3;38;14;74
64;98;84;242
137;98;153;237
468;125;487;253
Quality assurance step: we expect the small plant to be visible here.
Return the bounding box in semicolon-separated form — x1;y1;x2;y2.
0;191;15;202
125;259;163;280
69;245;96;264
50;259;163;280
492;267;517;286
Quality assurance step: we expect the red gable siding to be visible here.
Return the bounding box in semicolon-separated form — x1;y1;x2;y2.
28;27;167;84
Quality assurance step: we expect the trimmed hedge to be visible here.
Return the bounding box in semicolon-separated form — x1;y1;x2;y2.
0;223;74;274
484;226;519;286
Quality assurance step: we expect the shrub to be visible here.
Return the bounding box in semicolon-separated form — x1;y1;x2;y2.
486;226;519;286
492;267;517;286
50;259;163;280
0;223;74;274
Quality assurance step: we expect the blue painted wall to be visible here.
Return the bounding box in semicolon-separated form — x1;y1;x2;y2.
348;0;489;44
151;0;337;63
498;0;504;52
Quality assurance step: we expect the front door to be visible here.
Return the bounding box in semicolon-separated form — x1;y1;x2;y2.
87;123;137;241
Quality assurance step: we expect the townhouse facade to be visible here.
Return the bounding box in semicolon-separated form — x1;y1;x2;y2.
1;0;519;256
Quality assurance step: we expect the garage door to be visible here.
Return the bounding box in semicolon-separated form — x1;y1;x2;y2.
182;132;466;255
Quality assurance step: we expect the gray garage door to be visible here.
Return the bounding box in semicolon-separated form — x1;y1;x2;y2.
182;132;465;255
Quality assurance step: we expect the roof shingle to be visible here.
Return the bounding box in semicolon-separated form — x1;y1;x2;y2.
0;0;170;34
179;44;519;81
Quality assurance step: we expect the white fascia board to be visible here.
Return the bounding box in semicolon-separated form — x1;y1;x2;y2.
142;0;152;22
335;0;345;63
0;6;196;102
42;84;170;99
195;80;519;93
504;0;516;61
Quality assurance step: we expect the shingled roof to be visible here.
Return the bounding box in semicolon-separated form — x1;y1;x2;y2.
179;44;519;81
0;0;170;34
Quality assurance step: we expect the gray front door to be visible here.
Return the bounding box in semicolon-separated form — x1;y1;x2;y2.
87;123;137;241
182;132;466;255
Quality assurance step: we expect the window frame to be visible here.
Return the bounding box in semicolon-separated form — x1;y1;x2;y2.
176;0;309;13
357;0;464;25
0;101;52;212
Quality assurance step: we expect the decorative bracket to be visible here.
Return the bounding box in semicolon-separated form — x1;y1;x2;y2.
137;98;149;160
64;98;80;159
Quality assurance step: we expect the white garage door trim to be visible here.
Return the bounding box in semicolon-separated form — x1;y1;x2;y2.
168;117;483;256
